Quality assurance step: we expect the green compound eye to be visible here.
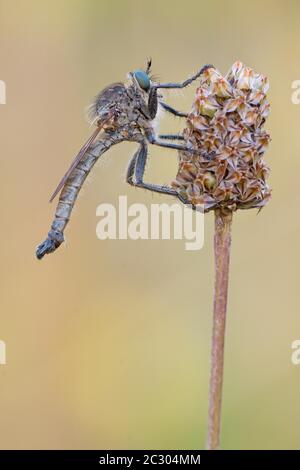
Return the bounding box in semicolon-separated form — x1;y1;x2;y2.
133;70;150;91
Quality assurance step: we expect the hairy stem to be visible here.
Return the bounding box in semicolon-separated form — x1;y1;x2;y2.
207;209;233;450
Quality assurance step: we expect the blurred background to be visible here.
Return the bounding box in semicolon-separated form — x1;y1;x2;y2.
0;0;299;450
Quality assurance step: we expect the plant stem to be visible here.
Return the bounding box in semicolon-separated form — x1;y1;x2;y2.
206;209;233;450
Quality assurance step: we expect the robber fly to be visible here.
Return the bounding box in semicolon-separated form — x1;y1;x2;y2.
36;60;213;259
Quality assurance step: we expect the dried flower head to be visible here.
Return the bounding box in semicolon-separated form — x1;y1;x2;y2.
172;62;271;212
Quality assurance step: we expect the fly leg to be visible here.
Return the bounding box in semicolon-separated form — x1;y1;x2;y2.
150;139;194;152
126;141;182;199
159;102;188;118
147;82;190;120
154;64;214;90
145;128;200;154
158;134;184;141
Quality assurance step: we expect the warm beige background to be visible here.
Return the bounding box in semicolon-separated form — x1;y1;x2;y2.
0;0;299;450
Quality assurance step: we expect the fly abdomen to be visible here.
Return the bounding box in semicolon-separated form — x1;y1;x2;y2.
36;135;122;260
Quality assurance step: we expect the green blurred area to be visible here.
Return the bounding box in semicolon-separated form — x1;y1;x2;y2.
0;0;300;449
